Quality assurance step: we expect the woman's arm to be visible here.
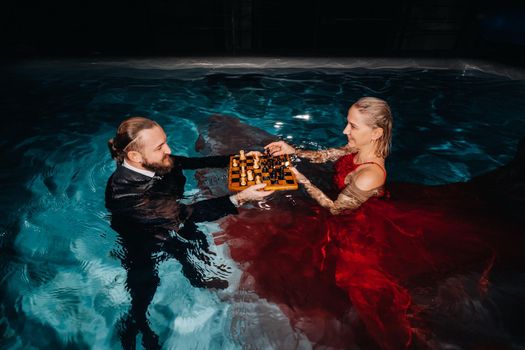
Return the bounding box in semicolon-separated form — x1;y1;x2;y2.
299;179;364;215
302;181;363;215
296;146;353;163
291;167;380;215
265;141;353;164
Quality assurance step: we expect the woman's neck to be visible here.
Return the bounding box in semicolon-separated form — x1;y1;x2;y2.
354;145;382;164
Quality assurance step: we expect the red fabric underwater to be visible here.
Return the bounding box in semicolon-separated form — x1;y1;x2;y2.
215;153;519;349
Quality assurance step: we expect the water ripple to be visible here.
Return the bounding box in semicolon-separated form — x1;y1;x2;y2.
2;65;525;349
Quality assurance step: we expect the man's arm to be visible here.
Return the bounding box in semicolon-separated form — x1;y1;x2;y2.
182;195;238;222
171;155;230;169
109;192;237;232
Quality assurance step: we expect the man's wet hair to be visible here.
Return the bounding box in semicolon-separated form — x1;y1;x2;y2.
108;117;159;163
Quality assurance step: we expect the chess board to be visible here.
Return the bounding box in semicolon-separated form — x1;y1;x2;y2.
228;154;298;191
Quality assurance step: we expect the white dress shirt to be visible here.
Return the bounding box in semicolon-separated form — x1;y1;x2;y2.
122;160;156;178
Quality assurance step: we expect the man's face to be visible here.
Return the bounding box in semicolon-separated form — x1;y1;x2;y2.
137;126;173;175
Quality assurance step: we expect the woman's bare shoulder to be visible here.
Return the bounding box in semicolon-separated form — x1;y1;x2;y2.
352;165;385;191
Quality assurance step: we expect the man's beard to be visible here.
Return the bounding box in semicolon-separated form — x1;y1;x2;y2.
142;156;174;176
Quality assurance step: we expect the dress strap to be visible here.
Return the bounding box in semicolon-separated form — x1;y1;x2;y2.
355;162;387;180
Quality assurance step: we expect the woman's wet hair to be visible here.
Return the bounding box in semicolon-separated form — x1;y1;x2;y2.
108;117;159;163
353;97;393;158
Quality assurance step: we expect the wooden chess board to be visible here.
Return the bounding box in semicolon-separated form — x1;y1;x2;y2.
228;154;298;191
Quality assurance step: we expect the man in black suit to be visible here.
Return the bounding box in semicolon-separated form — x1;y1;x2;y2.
105;117;271;350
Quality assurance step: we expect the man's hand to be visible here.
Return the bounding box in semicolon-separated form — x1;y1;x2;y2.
236;183;274;204
264;141;296;156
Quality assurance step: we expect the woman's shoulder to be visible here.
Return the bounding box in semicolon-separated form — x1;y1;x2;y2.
352;164;386;191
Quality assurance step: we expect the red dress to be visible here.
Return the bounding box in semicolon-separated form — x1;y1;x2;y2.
215;153;516;350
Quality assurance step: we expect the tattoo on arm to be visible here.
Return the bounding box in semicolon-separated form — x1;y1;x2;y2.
302;181;364;215
296;145;353;163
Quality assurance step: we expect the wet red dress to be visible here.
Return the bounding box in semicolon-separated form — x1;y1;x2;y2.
216;153;513;350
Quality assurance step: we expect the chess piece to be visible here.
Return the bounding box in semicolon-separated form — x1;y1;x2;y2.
255;175;262;184
253;157;259;169
241;166;246;178
279;167;285;180
240;177;247;186
239;150;246;161
247;170;254;181
232;159;238;167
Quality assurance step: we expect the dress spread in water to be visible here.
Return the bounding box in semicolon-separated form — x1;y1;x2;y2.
197;115;525;350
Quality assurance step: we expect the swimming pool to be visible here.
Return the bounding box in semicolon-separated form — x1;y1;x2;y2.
1;58;524;349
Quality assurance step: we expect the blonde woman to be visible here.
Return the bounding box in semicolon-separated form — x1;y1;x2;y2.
265;97;392;215
216;97;499;350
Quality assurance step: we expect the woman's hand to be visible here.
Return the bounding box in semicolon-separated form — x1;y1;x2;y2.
236;183;274;204
290;167;310;185
246;150;263;157
264;141;296;156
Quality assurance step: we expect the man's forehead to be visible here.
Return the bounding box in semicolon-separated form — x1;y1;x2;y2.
139;126;166;146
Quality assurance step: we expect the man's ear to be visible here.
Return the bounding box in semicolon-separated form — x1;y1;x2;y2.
126;150;143;163
372;127;384;141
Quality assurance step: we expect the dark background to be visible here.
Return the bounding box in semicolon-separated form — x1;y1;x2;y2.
1;0;525;66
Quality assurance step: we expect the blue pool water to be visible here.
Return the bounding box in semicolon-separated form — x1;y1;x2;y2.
1;61;525;349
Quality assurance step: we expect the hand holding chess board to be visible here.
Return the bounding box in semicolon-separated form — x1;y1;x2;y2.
228;150;298;191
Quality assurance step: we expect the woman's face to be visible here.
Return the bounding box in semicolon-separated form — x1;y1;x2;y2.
343;106;376;149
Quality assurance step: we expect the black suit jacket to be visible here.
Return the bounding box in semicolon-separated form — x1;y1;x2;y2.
105;154;237;241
